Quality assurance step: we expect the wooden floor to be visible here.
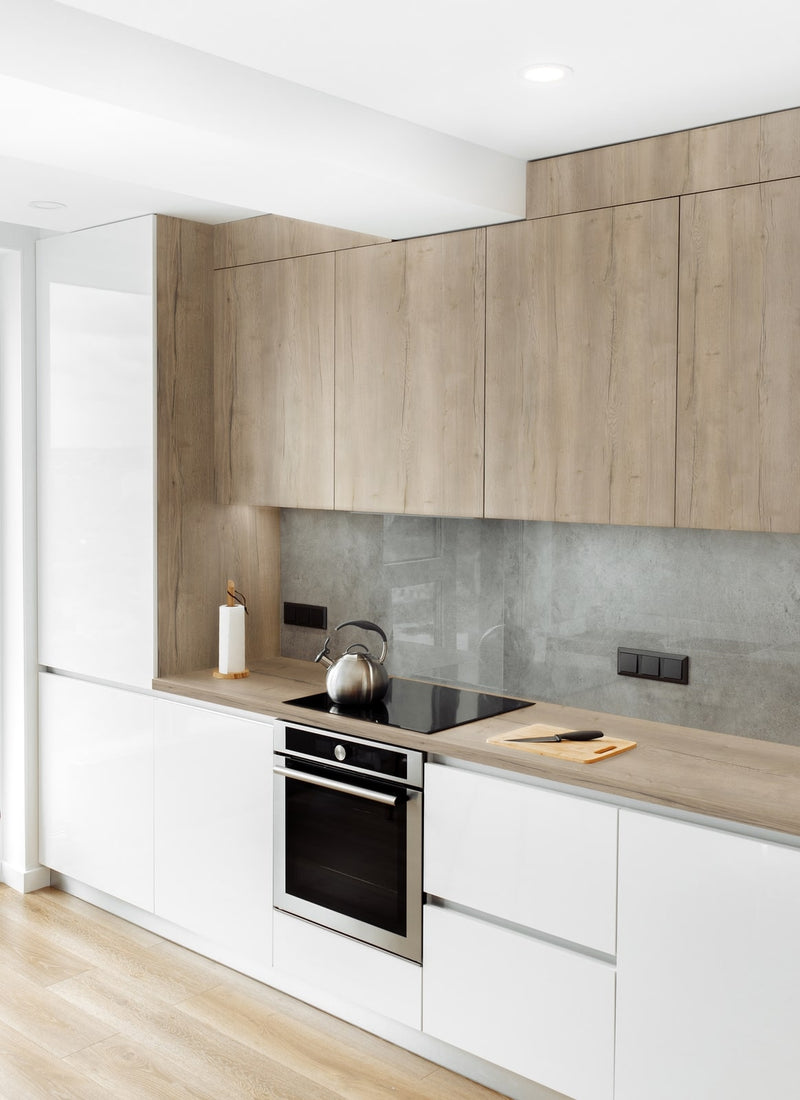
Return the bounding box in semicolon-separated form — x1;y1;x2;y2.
0;885;505;1099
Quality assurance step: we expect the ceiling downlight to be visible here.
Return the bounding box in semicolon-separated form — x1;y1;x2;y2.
523;63;573;84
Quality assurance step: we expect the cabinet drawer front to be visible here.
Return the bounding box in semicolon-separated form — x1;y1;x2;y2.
273;912;421;1030
424;764;617;953
423;906;615;1100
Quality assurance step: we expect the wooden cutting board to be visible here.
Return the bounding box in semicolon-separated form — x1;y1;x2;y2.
487;723;636;764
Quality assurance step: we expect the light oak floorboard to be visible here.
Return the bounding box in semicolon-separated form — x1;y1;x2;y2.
0;1018;110;1100
0;886;506;1099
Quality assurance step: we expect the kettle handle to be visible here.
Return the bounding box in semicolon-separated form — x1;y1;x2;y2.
335;620;388;665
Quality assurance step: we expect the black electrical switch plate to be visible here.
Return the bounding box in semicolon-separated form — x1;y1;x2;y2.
617;649;638;675
617;647;689;685
284;602;328;630
660;656;689;683
639;653;660;678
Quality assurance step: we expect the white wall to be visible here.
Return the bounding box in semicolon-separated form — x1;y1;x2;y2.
0;221;49;890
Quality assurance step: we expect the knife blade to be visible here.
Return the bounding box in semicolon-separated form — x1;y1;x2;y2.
511;729;604;744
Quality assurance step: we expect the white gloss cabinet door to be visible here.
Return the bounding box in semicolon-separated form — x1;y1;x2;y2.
154;700;273;966
39;672;154;911
424;763;618;953
423;906;615;1100
616;811;800;1100
37;216;155;688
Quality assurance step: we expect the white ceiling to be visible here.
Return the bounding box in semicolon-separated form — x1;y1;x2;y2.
2;0;800;238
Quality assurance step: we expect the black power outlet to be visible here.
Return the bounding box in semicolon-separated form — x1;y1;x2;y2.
617;647;689;684
284;602;328;630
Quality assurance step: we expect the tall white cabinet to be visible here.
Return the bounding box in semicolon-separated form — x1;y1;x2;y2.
37;216;155;688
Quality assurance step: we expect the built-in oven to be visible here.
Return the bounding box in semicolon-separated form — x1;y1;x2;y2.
273;719;424;963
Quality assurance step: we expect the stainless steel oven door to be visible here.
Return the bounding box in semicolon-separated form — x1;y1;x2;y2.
273;751;422;962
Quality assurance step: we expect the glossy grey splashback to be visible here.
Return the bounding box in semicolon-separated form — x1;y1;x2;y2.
280;510;800;746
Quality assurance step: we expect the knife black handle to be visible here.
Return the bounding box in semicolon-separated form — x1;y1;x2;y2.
559;730;604;741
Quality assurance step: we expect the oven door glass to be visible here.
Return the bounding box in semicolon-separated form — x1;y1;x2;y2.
274;755;421;960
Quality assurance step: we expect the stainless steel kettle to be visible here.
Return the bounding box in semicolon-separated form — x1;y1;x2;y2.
314;619;389;705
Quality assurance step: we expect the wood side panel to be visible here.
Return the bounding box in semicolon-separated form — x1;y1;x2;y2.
214;213;387;269
525;109;800;218
157;217;280;675
157;216;217;676
334;230;485;517
676;180;800;531
214;255;335;509
485;200;678;525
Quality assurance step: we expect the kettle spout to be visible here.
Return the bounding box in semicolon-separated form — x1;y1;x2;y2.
314;637;334;669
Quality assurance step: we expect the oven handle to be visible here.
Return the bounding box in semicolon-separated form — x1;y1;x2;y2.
273;764;400;806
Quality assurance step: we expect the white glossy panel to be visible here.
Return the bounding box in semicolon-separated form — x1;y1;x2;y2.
38;672;154;910
616;811;800;1100
153;700;273;964
424;763;617;953
423;906;615;1100
37;216;155;687
273;911;421;1030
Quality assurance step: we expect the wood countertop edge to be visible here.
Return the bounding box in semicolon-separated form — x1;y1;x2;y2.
153;659;800;840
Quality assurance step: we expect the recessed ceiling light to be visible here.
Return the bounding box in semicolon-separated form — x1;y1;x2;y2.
28;200;67;211
523;63;573;84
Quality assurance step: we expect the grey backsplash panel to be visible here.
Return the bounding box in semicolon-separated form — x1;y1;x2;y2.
280;510;800;746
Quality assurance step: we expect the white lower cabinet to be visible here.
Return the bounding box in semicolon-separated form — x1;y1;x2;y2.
423;762;617;1100
273;911;422;1030
39;672;154;910
423;906;615;1100
424;763;617;953
153;699;273;966
616;810;800;1100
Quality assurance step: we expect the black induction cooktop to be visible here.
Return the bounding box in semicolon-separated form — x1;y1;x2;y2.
285;678;533;735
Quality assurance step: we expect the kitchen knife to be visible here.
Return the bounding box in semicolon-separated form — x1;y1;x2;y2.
511;729;604;744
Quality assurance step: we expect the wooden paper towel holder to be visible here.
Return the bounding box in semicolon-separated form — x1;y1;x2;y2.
214;580;250;679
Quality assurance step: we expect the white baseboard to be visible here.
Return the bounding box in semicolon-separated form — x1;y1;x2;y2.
1;863;52;893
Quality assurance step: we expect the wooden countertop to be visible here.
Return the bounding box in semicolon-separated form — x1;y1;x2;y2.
154;657;800;839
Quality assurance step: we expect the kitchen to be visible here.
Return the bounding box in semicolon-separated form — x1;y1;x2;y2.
2;2;800;1098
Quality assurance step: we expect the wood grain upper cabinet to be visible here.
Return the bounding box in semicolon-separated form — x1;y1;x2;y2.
334;231;485;517
677;178;800;532
485;200;679;525
215;253;335;509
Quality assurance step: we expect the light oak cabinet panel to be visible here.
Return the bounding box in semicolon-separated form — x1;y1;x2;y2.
334;231;485;517
677;178;800;532
214;212;386;268
215;254;335;509
485;200;678;525
526;107;800;218
616;810;800;1099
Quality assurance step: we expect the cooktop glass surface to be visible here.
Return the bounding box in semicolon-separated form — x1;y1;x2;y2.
285;678;533;735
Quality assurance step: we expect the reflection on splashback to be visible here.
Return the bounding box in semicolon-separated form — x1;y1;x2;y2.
280;510;800;746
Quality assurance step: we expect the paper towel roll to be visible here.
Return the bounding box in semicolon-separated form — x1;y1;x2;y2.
219;604;246;674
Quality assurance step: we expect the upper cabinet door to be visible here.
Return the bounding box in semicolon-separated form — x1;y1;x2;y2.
677;179;800;532
215;253;335;509
334;231;485;517
485;200;679;525
37;216;156;687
